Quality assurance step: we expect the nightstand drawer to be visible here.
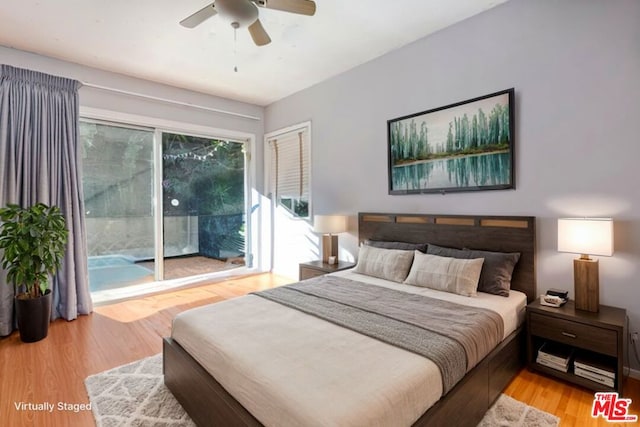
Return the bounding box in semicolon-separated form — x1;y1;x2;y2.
529;312;617;357
299;267;326;280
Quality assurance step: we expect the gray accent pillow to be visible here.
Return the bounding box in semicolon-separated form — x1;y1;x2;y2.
364;240;428;253
354;245;414;283
404;252;484;297
427;244;521;297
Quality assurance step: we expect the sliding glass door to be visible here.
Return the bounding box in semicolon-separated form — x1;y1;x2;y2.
80;121;155;291
80;120;248;294
161;132;247;280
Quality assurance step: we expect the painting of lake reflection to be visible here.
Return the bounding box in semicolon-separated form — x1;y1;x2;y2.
388;89;514;194
392;152;511;192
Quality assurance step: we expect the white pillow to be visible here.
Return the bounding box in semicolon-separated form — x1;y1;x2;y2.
404;251;484;297
354;245;414;283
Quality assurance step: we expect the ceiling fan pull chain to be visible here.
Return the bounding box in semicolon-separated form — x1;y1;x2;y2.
232;21;239;72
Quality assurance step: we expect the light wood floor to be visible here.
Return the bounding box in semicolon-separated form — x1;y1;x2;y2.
1;273;638;427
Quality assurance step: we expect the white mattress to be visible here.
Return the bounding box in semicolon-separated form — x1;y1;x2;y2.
171;272;527;427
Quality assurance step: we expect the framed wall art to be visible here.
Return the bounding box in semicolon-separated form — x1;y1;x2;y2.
388;88;515;195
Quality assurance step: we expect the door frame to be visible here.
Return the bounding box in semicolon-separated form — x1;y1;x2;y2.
80;106;259;284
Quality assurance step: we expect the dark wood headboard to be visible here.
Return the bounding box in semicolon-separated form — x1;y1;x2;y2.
358;213;537;303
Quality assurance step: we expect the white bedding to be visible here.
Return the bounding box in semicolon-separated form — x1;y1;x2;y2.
171;271;527;427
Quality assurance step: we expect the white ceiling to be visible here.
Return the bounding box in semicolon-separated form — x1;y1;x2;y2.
0;0;508;106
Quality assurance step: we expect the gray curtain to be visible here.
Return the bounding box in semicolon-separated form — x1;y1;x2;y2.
0;65;92;336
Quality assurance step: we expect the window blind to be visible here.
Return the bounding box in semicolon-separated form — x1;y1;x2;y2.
269;128;309;200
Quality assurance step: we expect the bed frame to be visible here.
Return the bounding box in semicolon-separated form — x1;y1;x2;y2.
163;212;536;427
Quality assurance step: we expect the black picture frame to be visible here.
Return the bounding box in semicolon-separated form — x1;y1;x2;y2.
387;88;515;195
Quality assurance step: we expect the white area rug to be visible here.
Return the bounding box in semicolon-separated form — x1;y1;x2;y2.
86;354;559;427
85;354;194;426
479;394;560;427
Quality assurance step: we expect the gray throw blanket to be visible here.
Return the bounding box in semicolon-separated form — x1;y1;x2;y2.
253;276;503;394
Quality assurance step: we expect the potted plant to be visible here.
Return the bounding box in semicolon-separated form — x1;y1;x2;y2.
0;203;68;343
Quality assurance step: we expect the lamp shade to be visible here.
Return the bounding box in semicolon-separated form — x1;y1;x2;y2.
313;215;347;234
557;218;613;256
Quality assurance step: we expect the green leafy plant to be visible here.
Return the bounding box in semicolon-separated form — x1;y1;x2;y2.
0;203;68;299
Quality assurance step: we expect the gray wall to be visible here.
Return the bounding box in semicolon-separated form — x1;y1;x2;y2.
265;0;640;372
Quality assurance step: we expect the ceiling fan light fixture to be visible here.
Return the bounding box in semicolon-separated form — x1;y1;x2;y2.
216;0;259;28
180;0;316;46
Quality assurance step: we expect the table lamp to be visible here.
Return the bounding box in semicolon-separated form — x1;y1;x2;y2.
313;215;347;263
557;218;613;312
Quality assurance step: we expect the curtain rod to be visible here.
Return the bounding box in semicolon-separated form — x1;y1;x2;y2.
81;82;261;121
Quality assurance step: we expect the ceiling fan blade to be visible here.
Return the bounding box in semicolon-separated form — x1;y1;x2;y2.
180;3;218;28
254;0;316;16
248;19;271;46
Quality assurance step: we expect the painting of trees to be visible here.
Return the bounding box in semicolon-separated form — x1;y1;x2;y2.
389;93;511;165
388;89;514;194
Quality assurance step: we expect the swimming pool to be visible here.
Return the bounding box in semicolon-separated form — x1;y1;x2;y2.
88;255;154;292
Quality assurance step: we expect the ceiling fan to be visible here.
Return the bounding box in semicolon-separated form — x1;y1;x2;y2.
180;0;317;46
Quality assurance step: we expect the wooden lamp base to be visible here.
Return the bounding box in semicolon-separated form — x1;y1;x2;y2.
321;234;338;263
573;257;599;312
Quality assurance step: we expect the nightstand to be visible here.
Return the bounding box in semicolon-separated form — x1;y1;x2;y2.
526;299;626;394
298;260;356;280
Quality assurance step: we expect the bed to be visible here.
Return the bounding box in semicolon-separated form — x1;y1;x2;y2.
163;212;536;427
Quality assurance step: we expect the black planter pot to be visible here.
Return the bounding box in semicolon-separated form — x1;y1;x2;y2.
15;289;52;343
